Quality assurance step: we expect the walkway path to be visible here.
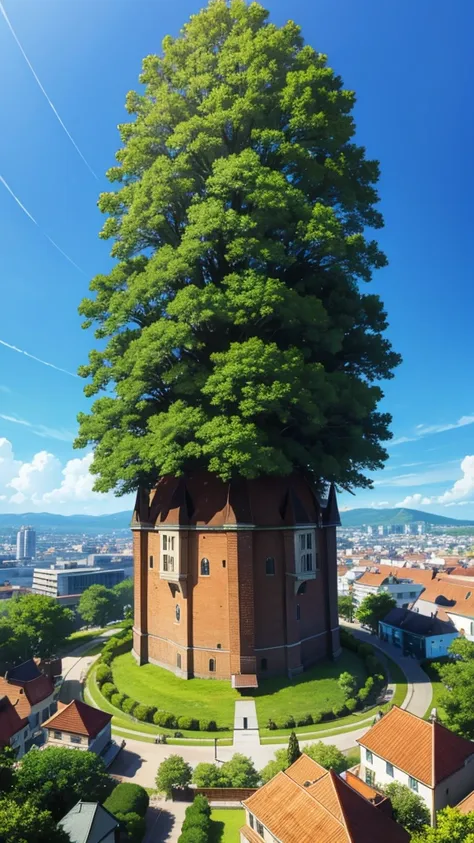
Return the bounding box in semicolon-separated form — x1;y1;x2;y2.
233;700;260;753
59;629;118;704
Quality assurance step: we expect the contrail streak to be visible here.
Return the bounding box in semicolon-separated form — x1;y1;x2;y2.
0;0;98;180
0;174;86;275
0;339;79;378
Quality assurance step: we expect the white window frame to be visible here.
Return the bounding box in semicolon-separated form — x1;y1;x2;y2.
160;532;179;574
294;530;317;573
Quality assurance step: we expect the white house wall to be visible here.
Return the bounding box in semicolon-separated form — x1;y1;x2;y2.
359;748;434;821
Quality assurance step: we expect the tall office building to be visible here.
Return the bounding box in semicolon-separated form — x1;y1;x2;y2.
16;526;36;560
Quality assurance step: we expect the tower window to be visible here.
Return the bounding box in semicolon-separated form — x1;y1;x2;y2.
265;557;275;576
295;530;317;573
175;604;181;622
209;658;216;672
160;532;178;574
222;560;226;568
296;604;301;621
217;643;222;649
261;658;268;671
149;555;154;569
177;653;181;669
200;558;210;576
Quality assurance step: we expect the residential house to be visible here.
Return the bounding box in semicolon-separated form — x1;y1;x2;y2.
240;752;410;843
412;577;474;639
358;706;474;825
58;801;120;843
455;789;474;814
352;569;429;608
337;566;366;596
0;695;28;756
43;699;115;760
0;659;57;757
379;607;459;658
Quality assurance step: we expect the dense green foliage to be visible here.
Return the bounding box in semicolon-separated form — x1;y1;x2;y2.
436;638;474;738
77;0;399;494
384;782;430;832
179;797;212;843
287;731;301;765
0;797;70;843
104;782;149;843
412;807;474;842
0;593;74;668
355;592;396;634
78;584;121;627
156;755;193;798
338;595;355;622
191;753;259;787
112;577;134;617
260;742;350;782
14;746;112;821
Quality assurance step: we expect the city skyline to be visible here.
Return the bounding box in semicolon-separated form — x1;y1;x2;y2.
1;0;473;516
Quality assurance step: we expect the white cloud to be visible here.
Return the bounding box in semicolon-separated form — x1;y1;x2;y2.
0;412;74;442
436;455;474;505
369;501;390;508
0;438;134;515
395;493;432;508
389;414;474;448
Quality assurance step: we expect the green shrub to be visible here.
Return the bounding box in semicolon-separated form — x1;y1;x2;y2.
320;709;335;722
114;811;146;843
182;814;209;833
177;716;197;731
198;718;211;732
365;676;375;692
358;687;369;704
104;782;149;817
312;712;323;724
284;716;295;729
101;682;118;700
356;643;373;658
267;719;277;730
122;697;138;715
134;704;155;722
96;664;112;685
101;651;113;666
190;795;210;818
111;692;127;709
332;703;347;718
346;698;358;713
154;711;177;728
297;714;313;727
178;830;208;843
207;720;217;732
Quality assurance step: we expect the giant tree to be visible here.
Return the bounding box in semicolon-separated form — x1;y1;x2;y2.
76;0;399;496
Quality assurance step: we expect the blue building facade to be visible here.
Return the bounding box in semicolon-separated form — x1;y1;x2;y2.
379;607;459;659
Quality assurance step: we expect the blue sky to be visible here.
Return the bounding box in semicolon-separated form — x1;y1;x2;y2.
0;0;473;517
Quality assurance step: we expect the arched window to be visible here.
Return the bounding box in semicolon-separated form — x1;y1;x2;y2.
200;558;210;576
175;604;181;622
261;658;268;671
176;653;181;669
265;557;275;576
209;658;216;672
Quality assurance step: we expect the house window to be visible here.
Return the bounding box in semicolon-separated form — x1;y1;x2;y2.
217;643;222;649
249;814;254;830
261;658;267;671
70;735;81;744
256;821;264;837
296;604;301;621
386;762;394;777
161;533;178;573
295;530;316;573
162;554;174;572
409;776;419;792
209;658;216;672
222;560;226;568
410;591;416;598
365;769;375;786
149;555;154;569
53;730;62;740
201;558;210;576
265;557;275;576
175;604;181;623
177;654;181;669
366;749;373;764
41;707;49;723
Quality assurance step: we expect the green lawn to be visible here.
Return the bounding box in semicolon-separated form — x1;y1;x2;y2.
209;809;245;843
61;626;120;655
422;662;447;720
252;649;367;726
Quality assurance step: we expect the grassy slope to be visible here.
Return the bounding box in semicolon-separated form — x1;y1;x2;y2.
209;810;245;843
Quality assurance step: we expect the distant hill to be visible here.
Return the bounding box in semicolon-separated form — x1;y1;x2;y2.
0;511;132;533
340;507;474;528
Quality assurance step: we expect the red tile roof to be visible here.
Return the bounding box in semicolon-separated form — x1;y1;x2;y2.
0;695;28;746
456;789;474;814
0;680;31;719
43;699;111;738
242;757;409;843
21;675;54;706
359;706;474;787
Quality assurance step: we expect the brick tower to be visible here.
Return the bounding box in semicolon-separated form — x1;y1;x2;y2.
132;472;341;686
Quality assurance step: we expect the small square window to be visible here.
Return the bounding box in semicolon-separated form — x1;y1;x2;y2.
365;769;375;786
409;776;418;792
256;821;264;837
149;555;154;568
70;735;81;744
265;557;275;576
177;653;181;669
249;814;254;830
366;749;373;764
53;730;62;740
386;762;394;777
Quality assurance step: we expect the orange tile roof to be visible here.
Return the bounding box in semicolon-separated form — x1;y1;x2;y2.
0;680;31;719
43;699;111;738
0;695;28;745
416;577;474;618
240;826;263;843
243;759;409;843
284;753;326;786
359;706;474;786
357;568;433;588
456;789;474;814
344;770;387;806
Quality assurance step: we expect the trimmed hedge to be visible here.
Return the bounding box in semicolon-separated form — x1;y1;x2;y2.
122;697;138;716
177;716;199;731
134;703;157;723
153;711;177;728
101;682;118;700
104;782;149;817
178;796;211;843
110;692;128;709
96;664;112;686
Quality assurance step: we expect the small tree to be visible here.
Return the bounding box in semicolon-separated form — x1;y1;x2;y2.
3;593;74;661
113;578;134;618
79;585;120;627
338;595;354;622
155;755;192;799
338;671;357;699
219;754;260;787
260;748;289;783
192;762;223;788
0;797;70;843
304;743;349;774
355;593;396;635
287;732;301;766
436;638;474;738
384;782;430;832
411;806;474;842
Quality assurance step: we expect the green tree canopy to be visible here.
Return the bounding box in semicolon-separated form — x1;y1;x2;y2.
113;578;134;617
259;747;289;783
383;782;430;832
192;762;223;788
2;594;74;663
287;731;301;766
355;592;396;634
76;0;399;495
219;753;260;787
436;638;474;738
412;806;474;843
14;746;112;821
0;798;70;843
155;755;192;799
338;595;354;622
78;585;121;627
304;742;350;774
